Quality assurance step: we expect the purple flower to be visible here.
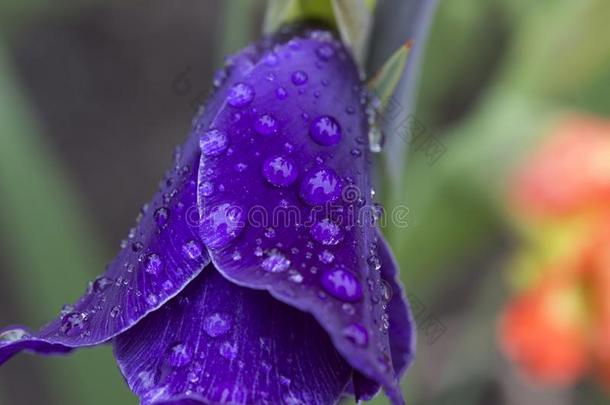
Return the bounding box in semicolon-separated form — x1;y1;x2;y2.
0;29;415;404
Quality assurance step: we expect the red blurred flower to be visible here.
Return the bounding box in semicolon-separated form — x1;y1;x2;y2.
500;115;610;389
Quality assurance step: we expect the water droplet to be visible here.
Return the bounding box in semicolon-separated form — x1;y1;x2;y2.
254;113;279;136
275;86;288;100
166;342;192;367
145;253;163;275
367;254;381;271
309;116;342;146
59;312;89;336
262;250;291;273
320;267;363;302
369;124;383;153
182;240;202;259
351;148;362;157
316;44;335;60
263;52;279;66
310;219;344;246
91;276;113;293
200;181;214;197
234;162;248;172
219;341;238;360
263;155;298;187
153;207;169;226
380;279;393;302
227;82;255;107
291;70;308;85
318;250;335;264
288;270;304;283
146;294;158;306
264;227;276;239
203;313;232;337
200;129;229;156
200;203;246;249
343;323;369;347
131;242;144;252
110;305;121;318
299;168;342;205
0;327;29;343
254;246;264;257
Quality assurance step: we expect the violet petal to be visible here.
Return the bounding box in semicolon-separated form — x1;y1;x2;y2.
197;30;406;403
113;266;352;405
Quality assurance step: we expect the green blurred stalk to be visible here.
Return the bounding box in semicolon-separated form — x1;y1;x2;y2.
0;42;132;404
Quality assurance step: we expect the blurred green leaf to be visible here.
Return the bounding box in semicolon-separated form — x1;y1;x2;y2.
0;42;132;405
368;41;413;108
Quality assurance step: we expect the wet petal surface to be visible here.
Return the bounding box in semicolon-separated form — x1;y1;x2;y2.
197;30;408;402
114;266;352;405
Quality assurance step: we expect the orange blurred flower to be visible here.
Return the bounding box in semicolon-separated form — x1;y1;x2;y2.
499;115;610;389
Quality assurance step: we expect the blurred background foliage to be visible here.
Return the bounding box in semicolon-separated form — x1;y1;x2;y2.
0;0;609;404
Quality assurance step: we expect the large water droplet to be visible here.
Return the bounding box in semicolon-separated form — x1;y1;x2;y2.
310;219;344;246
200;203;246;249
263;155;298;187
145;253;163;275
254;113;279;136
320;267;363;302
343;323;369;347
310;116;342;146
200;129;229;156
291;71;308;85
261;250;291;273
227;82;255;107
59;312;89;337
166;342;193;367
203;313;232;337
299;168;342;205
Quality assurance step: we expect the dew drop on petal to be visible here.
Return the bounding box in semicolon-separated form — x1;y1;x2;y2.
299;168;342;205
154;207;170;227
291;70;308;85
200;129;229;156
200;203;246;249
219;341;238;360
203;313;232;338
320;267;363;302
343;323;369;347
263;155;298;187
145;253;163;275
227;82;255;107
200;181;214;197
91;276;114;293
166;342;193;367
310;219;344;245
309;116;342;146
59;312;89;337
316;44;335;60
254;113;279;136
182;240;202;260
262;250;291;273
275;86;288;100
318;250;335;264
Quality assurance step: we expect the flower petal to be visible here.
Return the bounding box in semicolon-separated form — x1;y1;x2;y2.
113;266;352;405
197;30;405;403
0;40;271;365
350;233;416;401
